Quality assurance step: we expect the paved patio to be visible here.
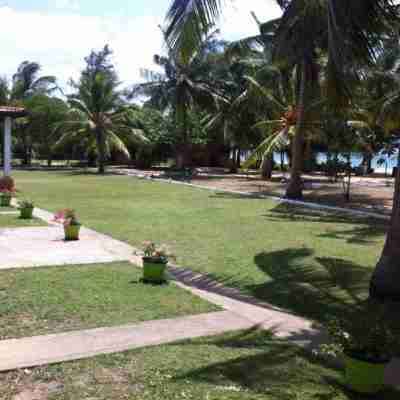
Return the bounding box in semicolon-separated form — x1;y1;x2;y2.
0;204;132;270
0;226;132;270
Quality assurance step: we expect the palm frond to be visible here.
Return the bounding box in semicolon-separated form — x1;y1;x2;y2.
243;127;289;169
165;0;222;61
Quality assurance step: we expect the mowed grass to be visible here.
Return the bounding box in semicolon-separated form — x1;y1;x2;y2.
0;213;46;227
1;329;399;400
14;170;387;323
0;206;16;212
0;262;218;340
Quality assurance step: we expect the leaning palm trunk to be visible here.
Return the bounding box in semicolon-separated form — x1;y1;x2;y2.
286;62;306;199
370;154;400;300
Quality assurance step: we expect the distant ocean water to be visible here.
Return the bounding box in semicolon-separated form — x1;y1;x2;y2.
271;151;399;174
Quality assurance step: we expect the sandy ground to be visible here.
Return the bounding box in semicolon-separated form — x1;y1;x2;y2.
191;171;395;215
112;167;395;216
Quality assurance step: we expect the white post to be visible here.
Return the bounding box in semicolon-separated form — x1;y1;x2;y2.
3;117;12;176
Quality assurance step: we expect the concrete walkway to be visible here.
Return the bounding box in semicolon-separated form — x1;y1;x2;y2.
0;311;252;371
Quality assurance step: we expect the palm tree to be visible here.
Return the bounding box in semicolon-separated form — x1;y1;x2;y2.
0;62;59;165
59;58;147;174
132;32;222;168
11;61;58;100
365;34;400;299
165;0;398;198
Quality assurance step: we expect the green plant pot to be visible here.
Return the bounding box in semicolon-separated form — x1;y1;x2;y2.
0;194;12;207
142;257;168;283
64;224;81;241
344;354;388;394
19;207;34;219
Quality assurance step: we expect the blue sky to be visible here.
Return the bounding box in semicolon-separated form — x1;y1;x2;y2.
0;0;281;90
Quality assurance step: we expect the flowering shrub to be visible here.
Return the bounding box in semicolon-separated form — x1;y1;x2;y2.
141;241;174;262
18;199;34;209
0;176;15;192
53;209;81;227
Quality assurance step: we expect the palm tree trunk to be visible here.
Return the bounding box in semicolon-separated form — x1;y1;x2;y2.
96;130;106;174
370;152;400;300
176;107;191;169
286;61;306;199
261;154;273;180
236;148;241;168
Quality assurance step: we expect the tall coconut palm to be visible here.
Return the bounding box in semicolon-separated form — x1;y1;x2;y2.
365;34;400;299
59;65;147;174
132;32;223;168
165;0;398;198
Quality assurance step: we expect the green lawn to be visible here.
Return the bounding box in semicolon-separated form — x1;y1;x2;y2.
1;329;398;399
0;262;218;340
0;214;46;228
14;170;387;323
0;206;16;212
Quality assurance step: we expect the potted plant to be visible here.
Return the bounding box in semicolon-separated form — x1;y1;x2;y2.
18;199;34;219
320;306;397;394
140;241;173;283
0;189;14;207
53;209;81;241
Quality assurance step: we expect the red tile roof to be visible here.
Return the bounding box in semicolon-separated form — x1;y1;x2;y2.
0;106;27;117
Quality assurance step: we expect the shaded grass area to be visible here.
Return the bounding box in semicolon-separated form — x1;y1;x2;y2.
0;214;46;228
1;329;398;399
0;262;218;340
14;171;387;323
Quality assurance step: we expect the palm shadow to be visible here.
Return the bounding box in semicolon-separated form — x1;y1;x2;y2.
264;203;388;245
173;329;399;399
249;248;370;323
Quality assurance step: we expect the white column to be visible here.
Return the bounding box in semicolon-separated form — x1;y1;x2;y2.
3;117;12;176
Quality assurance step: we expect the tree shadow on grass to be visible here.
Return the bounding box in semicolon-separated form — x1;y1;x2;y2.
249;248;371;323
317;225;387;245
169;247;371;324
263;203;388;245
266;202;387;225
173;329;399;399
